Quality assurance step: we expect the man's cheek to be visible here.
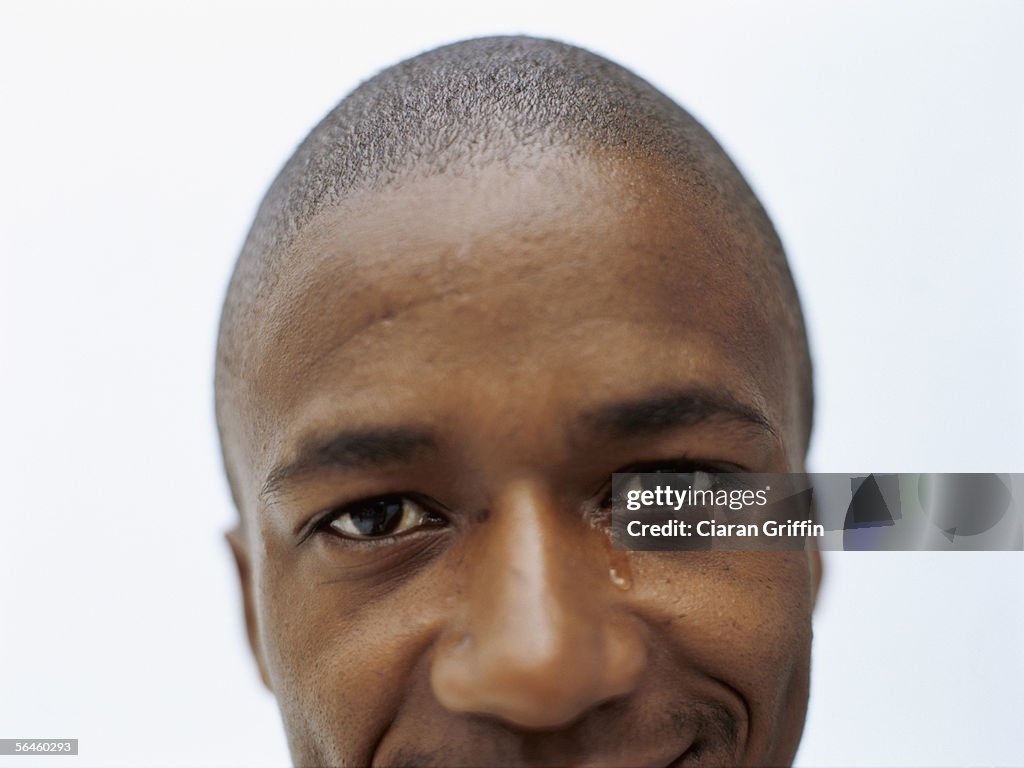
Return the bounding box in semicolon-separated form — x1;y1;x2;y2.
256;585;387;761
258;569;443;764
628;552;812;760
632;552;812;680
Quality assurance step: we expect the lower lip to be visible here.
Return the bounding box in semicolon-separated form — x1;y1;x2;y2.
565;745;692;768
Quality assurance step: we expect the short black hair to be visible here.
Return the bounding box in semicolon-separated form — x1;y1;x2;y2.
215;35;813;503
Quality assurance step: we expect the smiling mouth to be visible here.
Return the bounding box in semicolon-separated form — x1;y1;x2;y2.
373;697;741;767
374;736;709;768
549;742;695;768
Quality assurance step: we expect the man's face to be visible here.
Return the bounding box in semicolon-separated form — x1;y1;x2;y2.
224;152;819;767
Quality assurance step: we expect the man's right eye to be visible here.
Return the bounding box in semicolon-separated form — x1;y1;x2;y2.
321;495;446;540
601;461;735;510
617;467;716;498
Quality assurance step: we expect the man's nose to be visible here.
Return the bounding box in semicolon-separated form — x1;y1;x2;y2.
429;480;647;730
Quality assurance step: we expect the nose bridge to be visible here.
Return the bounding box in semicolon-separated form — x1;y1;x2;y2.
430;479;646;729
471;480;585;662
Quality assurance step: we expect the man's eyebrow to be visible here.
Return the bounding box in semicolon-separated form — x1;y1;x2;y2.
576;387;777;443
260;427;437;501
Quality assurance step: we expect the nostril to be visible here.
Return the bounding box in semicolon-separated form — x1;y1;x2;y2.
430;615;647;732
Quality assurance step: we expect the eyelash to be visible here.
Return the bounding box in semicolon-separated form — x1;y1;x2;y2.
312;458;739;544
312;493;448;544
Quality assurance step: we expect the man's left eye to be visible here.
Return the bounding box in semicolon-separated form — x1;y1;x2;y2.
325;495;441;540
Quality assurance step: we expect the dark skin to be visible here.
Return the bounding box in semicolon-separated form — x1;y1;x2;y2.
222;150;822;767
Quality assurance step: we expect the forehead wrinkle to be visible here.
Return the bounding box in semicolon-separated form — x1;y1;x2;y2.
247;159;594;361
265;271;456;380
253;154;719;343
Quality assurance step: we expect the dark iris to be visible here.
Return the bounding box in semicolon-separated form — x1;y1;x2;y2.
348;497;405;536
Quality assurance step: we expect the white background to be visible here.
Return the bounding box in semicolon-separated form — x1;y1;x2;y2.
2;1;1022;766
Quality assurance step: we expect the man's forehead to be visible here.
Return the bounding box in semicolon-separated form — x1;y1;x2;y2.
222;153;798;503
259;151;700;303
248;152;774;379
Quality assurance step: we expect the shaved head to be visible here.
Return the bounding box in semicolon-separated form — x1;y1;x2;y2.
216;35;820;767
216;37;813;506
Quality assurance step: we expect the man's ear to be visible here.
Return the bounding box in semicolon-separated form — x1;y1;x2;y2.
806;487;824;608
808;545;824;609
226;526;272;690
